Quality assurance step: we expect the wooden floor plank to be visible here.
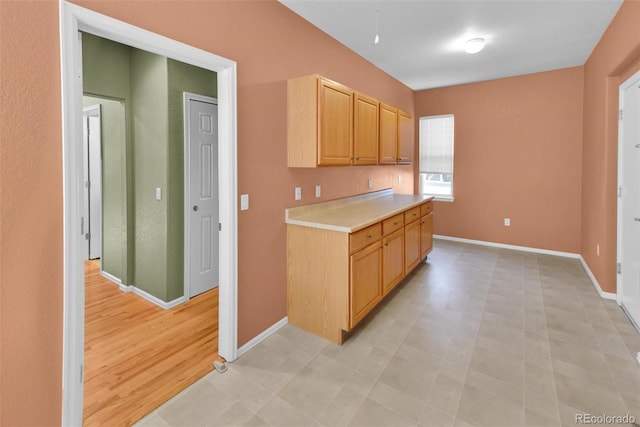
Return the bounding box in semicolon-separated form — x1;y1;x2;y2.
83;261;218;426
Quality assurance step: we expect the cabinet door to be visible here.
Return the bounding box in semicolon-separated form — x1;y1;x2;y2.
405;218;421;273
379;103;398;164
354;93;379;165
397;110;412;164
318;79;353;166
350;242;382;327
420;212;434;259
382;228;404;295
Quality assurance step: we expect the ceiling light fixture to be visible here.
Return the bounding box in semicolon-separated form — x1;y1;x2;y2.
374;0;380;44
465;38;485;54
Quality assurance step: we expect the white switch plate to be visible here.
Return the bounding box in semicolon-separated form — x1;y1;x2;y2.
155;187;162;201
315;185;321;198
367;178;373;189
240;194;249;211
504;218;511;226
295;187;302;200
398;175;402;183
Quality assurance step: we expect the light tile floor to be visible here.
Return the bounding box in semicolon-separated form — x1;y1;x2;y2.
135;240;640;427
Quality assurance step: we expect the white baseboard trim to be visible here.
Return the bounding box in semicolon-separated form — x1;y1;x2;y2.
106;276;188;310
433;235;580;258
100;268;191;309
578;256;617;300
100;270;123;286
433;235;618;301
236;317;288;359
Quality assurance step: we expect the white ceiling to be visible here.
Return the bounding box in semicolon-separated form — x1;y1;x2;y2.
279;0;623;91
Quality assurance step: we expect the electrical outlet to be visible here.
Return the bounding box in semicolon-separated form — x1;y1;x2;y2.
240;194;249;211
315;185;321;198
504;218;510;226
596;244;600;256
294;187;302;200
398;175;402;184
368;178;373;189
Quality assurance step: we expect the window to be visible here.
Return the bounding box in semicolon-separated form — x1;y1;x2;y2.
419;115;454;200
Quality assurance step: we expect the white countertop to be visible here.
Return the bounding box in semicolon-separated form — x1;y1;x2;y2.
285;189;433;233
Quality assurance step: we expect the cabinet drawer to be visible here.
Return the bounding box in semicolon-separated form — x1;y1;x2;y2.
405;206;421;224
421;201;433;216
350;223;381;254
382;213;404;235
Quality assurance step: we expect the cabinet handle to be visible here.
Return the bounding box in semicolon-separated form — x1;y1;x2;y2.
393;222;398;225
355;157;360;160
367;234;372;239
385;243;389;246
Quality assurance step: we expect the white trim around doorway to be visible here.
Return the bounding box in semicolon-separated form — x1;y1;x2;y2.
60;3;238;425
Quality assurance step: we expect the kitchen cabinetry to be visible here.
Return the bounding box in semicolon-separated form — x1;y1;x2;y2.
379;103;398;164
288;75;353;167
350;224;382;327
404;206;422;274
398;110;412;164
353;93;379;165
379;104;412;165
286;192;433;344
382;214;405;295
287;74;411;167
420;202;434;259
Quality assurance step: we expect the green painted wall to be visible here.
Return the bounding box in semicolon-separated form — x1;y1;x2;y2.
166;59;217;300
82;33;132;284
82;33;218;302
130;49;170;300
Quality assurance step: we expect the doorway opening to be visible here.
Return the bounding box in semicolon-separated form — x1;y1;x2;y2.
617;69;640;350
61;3;238;426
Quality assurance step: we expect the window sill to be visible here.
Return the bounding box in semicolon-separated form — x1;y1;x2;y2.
429;196;454;202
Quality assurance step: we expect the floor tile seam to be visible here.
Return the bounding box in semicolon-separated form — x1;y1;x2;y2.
360;381;428;425
440;296;486;426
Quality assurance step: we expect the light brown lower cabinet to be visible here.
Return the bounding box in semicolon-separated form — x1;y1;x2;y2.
350;241;382;327
287;200;434;344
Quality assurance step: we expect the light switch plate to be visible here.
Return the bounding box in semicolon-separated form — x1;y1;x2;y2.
295;187;302;201
367;178;373;189
315;185;321;198
240;194;249;211
155;187;162;200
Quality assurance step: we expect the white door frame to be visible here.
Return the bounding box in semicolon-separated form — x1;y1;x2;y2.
617;70;640;361
83;104;102;260
184;92;219;299
60;3;239;425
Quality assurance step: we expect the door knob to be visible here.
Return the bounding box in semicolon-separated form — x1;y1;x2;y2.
634;218;640;222
193;205;199;212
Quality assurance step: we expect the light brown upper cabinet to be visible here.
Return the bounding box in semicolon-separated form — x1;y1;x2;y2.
288;75;353;167
288;74;410;167
397;110;412;164
380;103;412;165
353;93;379;165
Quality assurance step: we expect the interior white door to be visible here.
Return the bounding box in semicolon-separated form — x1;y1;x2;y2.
618;71;640;334
83;105;102;260
187;95;219;297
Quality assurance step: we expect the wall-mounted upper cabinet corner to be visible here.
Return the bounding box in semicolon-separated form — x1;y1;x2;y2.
380;104;412;165
288;74;353;167
287;74;410;168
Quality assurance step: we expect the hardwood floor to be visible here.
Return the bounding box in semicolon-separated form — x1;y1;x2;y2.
83;261;219;426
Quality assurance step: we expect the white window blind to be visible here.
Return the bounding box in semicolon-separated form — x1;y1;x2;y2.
420;115;454;174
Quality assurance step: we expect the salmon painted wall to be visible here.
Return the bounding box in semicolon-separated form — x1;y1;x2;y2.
415;67;584;253
0;1;413;423
582;0;640;293
0;1;64;425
